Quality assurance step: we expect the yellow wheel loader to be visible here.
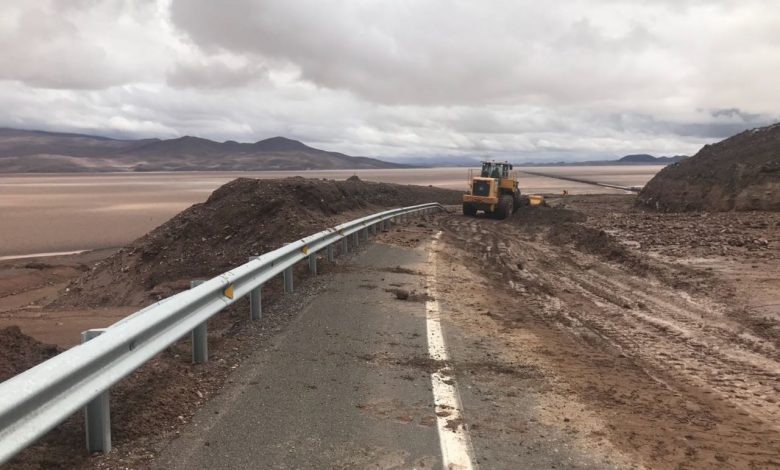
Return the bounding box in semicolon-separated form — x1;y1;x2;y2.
462;161;528;219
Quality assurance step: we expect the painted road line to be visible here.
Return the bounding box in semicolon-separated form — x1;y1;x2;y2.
426;231;477;470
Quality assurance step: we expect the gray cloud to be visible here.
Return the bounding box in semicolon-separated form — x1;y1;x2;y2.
0;1;163;89
0;0;778;162
167;60;268;89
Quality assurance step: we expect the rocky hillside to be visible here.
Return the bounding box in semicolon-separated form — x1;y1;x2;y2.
0;128;403;172
637;123;780;211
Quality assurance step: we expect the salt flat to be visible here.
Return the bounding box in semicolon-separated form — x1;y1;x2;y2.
0;166;661;256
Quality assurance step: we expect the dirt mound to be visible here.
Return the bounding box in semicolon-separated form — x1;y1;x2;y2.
509;205;634;263
56;177;461;307
637;123;780;211
0;326;60;382
513;204;586;225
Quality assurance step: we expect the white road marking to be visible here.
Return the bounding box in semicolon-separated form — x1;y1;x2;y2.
426;231;477;470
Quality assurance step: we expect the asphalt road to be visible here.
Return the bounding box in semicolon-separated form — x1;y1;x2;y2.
154;242;446;469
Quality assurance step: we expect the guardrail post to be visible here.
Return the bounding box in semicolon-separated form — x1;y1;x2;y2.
189;280;208;364
308;253;317;275
283;266;294;293
327;244;335;262
353;232;359;248
81;328;111;454
342;237;349;254
362;227;369;241
243;260;262;321
249;286;262;320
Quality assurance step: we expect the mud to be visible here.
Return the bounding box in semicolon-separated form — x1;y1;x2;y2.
385;287;432;302
429;196;780;469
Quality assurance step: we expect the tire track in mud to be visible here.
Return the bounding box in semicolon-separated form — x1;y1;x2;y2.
438;213;780;467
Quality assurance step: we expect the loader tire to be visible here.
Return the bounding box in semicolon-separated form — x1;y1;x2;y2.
462;203;477;216
512;193;521;212
517;194;530;207
495;195;513;220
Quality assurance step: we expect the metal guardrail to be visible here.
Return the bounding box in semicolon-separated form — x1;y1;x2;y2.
0;203;444;464
519;171;642;193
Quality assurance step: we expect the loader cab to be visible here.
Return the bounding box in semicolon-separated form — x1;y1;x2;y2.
480;161;513;179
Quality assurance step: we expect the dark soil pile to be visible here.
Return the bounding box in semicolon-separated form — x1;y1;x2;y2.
510;204;635;264
637;123;780;212
56;177;461;306
0;326;59;382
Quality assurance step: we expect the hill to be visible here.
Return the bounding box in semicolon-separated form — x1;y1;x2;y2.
637;123;780;211
0;128;403;172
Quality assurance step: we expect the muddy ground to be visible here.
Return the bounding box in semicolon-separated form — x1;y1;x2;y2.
368;194;778;468
427;195;780;469
1;192;778;469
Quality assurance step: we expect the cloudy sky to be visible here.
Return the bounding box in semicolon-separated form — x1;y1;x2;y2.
1;0;778;162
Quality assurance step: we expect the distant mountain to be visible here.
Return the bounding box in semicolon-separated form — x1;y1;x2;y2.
0;128;404;172
519;154;688;167
386;153;688;168
618;154;687;164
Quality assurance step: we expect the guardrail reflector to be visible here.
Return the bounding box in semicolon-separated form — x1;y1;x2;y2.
301;245;309;254
223;284;235;299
